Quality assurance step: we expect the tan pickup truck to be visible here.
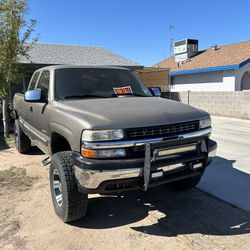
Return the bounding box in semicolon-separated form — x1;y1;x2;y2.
13;65;217;222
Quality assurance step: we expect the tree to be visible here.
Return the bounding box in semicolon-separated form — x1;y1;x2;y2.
0;0;37;138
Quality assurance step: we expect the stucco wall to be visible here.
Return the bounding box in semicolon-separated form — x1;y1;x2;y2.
169;91;250;119
171;70;236;91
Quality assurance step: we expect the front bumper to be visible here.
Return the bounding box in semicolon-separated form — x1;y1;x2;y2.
73;135;217;194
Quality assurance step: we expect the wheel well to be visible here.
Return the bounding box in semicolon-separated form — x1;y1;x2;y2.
51;133;71;154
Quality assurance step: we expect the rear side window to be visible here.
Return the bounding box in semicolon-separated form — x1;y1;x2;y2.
28;72;40;90
36;70;50;99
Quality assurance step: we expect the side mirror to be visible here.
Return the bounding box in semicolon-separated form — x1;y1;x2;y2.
149;87;161;97
24;89;43;102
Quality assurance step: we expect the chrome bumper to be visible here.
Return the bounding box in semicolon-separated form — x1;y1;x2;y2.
74;147;216;190
74;163;185;190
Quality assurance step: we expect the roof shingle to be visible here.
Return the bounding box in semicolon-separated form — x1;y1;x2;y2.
19;43;141;67
155;40;250;73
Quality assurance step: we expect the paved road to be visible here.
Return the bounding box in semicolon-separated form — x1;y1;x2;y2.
198;116;250;212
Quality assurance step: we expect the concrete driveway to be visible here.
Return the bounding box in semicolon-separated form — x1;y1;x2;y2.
198;116;250;212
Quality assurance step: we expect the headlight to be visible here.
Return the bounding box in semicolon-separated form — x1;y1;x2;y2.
81;148;126;158
82;129;124;142
199;117;211;129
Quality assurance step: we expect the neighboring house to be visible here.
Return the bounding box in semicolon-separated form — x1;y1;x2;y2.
16;43;143;94
155;40;250;91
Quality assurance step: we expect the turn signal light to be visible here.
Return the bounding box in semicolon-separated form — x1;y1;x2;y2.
81;148;96;158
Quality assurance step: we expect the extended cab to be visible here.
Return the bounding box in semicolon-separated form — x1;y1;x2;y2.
13;65;217;222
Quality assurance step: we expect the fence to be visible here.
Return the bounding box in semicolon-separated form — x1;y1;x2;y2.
166;91;250;120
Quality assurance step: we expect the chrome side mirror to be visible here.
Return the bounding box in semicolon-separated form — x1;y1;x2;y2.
24;89;43;102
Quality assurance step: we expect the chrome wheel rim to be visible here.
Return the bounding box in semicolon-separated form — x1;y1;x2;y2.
53;169;63;207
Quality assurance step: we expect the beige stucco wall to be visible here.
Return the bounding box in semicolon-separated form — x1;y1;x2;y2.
170;91;250;119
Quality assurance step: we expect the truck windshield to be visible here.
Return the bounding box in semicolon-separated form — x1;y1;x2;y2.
55;68;152;100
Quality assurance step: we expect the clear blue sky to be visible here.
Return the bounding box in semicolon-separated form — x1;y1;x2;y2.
28;0;250;66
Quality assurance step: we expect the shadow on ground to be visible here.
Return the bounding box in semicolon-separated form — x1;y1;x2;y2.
26;146;44;155
0;138;9;150
72;156;250;237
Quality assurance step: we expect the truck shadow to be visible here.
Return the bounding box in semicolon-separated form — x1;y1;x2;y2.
72;156;250;237
0;138;10;150
26;146;44;155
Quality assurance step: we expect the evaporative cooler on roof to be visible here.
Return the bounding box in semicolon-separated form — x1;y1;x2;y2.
174;39;199;63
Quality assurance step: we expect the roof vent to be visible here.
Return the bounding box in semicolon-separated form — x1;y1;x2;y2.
211;44;219;51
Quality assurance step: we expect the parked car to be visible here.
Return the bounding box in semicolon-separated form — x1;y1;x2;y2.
13;65;217;222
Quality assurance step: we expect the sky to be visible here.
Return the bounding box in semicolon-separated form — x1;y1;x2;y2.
28;0;250;66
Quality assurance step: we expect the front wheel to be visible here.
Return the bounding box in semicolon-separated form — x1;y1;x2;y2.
50;151;88;222
168;175;202;190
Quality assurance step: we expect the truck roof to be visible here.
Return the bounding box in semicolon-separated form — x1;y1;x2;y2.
34;65;131;72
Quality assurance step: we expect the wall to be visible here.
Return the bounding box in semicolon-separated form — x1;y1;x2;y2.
169;91;250;119
171;70;236;91
136;68;169;92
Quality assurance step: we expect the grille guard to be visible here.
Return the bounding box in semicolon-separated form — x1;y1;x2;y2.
143;136;209;191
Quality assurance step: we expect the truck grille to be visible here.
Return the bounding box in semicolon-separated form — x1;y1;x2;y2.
126;121;199;140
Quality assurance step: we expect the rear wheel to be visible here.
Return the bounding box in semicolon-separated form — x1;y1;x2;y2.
50;151;88;222
14;119;31;154
168;175;202;190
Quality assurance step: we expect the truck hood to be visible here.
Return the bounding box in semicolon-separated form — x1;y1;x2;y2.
56;97;209;129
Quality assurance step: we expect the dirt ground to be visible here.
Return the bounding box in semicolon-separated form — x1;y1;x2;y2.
0;147;250;250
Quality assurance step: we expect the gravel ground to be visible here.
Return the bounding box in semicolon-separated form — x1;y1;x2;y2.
0;148;250;250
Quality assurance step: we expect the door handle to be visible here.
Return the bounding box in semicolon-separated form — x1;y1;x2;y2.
29;107;33;112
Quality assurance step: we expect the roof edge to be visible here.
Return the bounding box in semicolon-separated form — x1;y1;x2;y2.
170;58;250;76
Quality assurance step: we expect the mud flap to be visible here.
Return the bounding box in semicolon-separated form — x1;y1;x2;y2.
143;143;151;191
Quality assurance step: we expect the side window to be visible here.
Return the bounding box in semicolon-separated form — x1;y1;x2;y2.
28;72;40;90
36;71;50;99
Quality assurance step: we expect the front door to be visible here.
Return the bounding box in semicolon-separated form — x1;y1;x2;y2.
26;70;50;154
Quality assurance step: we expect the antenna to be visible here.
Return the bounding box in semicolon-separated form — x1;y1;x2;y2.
169;24;175;56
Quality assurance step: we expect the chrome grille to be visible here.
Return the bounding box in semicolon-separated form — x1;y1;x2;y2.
126;121;199;140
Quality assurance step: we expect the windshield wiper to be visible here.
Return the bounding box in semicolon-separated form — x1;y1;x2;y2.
63;94;108;99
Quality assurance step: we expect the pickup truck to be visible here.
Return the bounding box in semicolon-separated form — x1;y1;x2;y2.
13;65;217;222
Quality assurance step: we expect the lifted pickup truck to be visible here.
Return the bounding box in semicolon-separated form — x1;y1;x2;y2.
13;65;217;222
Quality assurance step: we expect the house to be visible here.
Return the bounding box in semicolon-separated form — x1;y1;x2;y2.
155;40;250;91
15;43;143;94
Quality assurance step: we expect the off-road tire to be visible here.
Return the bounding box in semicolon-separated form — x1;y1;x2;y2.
14;119;31;153
169;175;202;190
50;151;88;222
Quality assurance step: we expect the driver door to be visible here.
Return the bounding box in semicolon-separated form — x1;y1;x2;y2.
26;70;50;154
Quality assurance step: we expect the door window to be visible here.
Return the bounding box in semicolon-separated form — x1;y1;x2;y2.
28;71;40;90
36;70;50;99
